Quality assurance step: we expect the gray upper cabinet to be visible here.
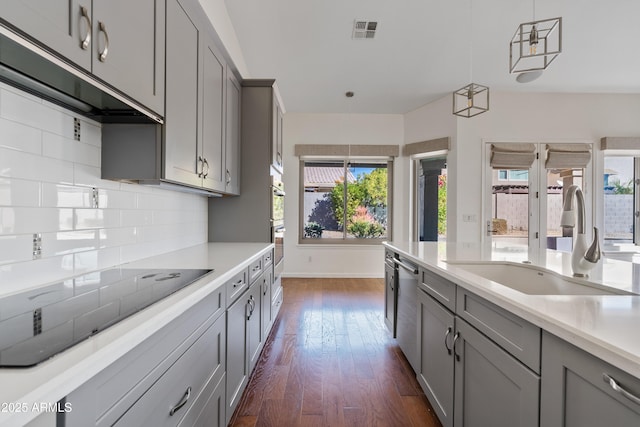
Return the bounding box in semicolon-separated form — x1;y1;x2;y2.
102;0;241;196
200;40;226;192
164;0;200;188
91;0;164;115
272;95;284;173
541;331;640;427
0;0;91;69
0;0;165;116
225;72;242;195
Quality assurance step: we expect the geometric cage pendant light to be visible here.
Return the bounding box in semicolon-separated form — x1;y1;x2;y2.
453;83;489;118
509;0;562;80
453;0;489;118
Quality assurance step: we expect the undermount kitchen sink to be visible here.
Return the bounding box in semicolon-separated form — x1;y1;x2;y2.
446;261;633;296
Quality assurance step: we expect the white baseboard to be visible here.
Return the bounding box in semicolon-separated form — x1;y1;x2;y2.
282;272;384;279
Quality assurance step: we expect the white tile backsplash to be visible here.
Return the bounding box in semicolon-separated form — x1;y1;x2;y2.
0;83;208;296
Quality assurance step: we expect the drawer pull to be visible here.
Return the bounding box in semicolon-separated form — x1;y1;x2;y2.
252;265;260;272
603;374;640;406
169;386;191;416
233;279;243;288
444;327;453;355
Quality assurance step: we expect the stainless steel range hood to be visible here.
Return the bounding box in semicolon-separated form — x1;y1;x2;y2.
0;23;162;124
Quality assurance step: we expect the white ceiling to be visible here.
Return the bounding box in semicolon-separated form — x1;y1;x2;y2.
224;0;640;114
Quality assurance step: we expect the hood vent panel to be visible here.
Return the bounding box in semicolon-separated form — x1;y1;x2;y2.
0;24;161;124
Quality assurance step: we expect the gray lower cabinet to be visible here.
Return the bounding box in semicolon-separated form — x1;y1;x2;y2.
453;318;539;427
261;268;273;341
417;287;455;427
415;267;541;427
541;331;640;426
61;286;226;426
226;273;263;424
113;313;226;426
0;0;165;115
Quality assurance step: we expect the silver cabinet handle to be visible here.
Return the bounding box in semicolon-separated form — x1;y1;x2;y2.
197;156;204;177
603;374;640;406
79;6;92;50
169;386;191;416
247;295;255;320
232;279;243;288
226;169;231;185
444;327;453;355
263;279;268;296
202;158;210;178
452;332;461;361
97;21;109;62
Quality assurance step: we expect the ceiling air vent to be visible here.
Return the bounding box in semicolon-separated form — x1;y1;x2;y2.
352;20;378;39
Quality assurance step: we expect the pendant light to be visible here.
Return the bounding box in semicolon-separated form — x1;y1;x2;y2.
509;0;562;81
453;0;489;118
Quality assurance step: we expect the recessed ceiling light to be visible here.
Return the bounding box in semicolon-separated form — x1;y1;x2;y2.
516;70;543;83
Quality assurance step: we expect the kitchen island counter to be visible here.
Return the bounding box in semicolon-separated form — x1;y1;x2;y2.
384;241;640;380
0;242;272;427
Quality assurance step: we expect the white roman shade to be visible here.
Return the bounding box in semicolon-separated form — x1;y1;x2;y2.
490;143;536;169
295;144;399;158
601;137;640;154
403;137;450;156
545;143;591;169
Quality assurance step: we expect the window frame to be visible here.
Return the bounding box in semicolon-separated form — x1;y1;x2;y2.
298;158;394;245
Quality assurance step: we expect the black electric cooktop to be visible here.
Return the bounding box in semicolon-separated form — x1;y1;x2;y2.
0;268;212;367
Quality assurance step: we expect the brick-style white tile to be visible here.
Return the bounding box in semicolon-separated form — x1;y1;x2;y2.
0;117;42;154
0;235;33;265
0;178;40;207
41;183;93;208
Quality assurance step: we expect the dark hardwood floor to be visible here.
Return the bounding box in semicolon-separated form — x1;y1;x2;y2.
229;277;442;427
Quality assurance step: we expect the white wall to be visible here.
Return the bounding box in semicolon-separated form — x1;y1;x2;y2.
0;83;208;297
198;0;251;78
282;113;404;277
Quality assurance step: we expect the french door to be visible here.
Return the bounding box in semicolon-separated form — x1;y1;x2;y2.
483;142;593;253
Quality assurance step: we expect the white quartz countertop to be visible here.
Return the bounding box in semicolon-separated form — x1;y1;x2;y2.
383;241;640;380
0;242;272;427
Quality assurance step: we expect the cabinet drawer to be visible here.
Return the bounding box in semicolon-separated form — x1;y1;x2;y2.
263;250;273;268
177;373;226;427
248;258;263;284
420;267;456;312
114;313;226;426
226;269;248;306
456;289;541;373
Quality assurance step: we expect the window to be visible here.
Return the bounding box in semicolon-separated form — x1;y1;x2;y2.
603;156;636;245
497;170;529;181
300;159;392;243
416;156;447;242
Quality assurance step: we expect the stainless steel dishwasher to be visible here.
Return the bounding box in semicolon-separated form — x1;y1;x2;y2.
394;256;419;372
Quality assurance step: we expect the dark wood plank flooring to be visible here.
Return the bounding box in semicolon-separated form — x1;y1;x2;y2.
229;277;442;427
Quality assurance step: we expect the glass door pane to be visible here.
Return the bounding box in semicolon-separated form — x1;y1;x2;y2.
417;157;447;242
491;169;530;249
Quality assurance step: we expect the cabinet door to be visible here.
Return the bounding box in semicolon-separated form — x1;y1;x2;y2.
271;95;283;173
0;0;91;70
541;332;640;427
201;38;226;192
164;0;201;188
417;289;455;427
225;71;242;195
384;262;396;337
247;280;263;374
453;318;539;427
261;269;273;340
92;0;164;115
226;291;250;424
